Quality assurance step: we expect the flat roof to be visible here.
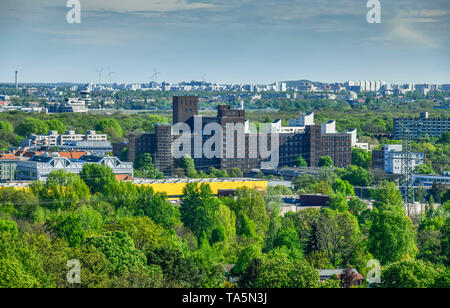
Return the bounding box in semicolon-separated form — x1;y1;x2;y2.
131;178;266;185
1;178;267;188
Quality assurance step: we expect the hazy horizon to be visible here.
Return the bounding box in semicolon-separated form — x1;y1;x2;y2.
1;0;449;84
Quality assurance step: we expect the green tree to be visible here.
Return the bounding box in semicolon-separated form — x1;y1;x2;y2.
436;132;450;145
134;153;157;178
273;225;302;252
46;212;86;247
0;221;52;288
0;257;40;288
295;155;308;167
180;183;220;240
231;187;270;237
95;118;123;137
414;164;435;175
316;209;361;266
318;156;334;168
213;204;237;243
179;155;197;178
0;120;13;132
340;165;373;186
109;216;180;253
369;207;417;264
45;119;66;134
0;129;18;150
230;167;244;178
310;182;334;195
79;163;118;195
0;188;38;218
292;174;317;192
253;247;319;288
327;193;350;212
138;187;180;229
0;218;18;235
442;189;450;203
147;245;207;287
332;178;355;196
30;170;91;211
351;148;372;169
381;259;447;288
75;205;103;231
15;118;49;137
430;182;447;203
232;244;262;276
371;181;404;210
85;231;147;276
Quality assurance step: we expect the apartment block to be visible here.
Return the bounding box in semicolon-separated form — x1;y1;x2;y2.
393;112;450;139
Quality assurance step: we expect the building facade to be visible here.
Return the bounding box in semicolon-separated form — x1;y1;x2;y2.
372;144;425;174
16;154;133;181
128;124;173;175
21;130;108;148
0;156;18;182
412;172;450;187
173;96;199;125
393;112;450;139
127;96;358;176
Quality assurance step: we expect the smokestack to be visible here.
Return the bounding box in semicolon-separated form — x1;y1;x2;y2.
15;71;18;90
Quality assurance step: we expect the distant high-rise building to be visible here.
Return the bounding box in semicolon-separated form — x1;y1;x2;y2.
393;112;450;139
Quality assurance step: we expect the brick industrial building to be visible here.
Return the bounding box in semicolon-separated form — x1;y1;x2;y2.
128;96;357;175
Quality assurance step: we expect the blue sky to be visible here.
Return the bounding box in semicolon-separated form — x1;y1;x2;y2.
0;0;449;84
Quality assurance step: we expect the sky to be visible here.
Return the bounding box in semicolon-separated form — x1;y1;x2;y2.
0;0;449;84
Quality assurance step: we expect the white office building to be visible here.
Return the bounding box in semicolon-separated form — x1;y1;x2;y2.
383;144;425;174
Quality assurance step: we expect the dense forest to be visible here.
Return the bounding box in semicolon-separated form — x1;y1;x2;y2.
1;163;449;288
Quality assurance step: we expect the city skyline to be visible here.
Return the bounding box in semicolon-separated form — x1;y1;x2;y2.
0;0;449;84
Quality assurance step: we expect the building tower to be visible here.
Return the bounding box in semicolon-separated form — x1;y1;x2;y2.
400;127;414;216
15;70;18;90
400;113;424;216
172;96;199;125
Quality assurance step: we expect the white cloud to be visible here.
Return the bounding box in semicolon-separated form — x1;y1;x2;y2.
389;23;438;48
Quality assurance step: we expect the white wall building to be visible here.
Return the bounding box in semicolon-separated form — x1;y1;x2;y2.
20;130;108;148
384;144;425;174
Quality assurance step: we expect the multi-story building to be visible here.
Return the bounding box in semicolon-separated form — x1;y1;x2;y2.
57;140;113;155
412;172;450;187
127;96;358;175
173;96;198;125
128;124;173;175
372;144;425;174
16;154;133;181
0;153;19;182
19;130;110;153
49;98;89;113
393;112;450;139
